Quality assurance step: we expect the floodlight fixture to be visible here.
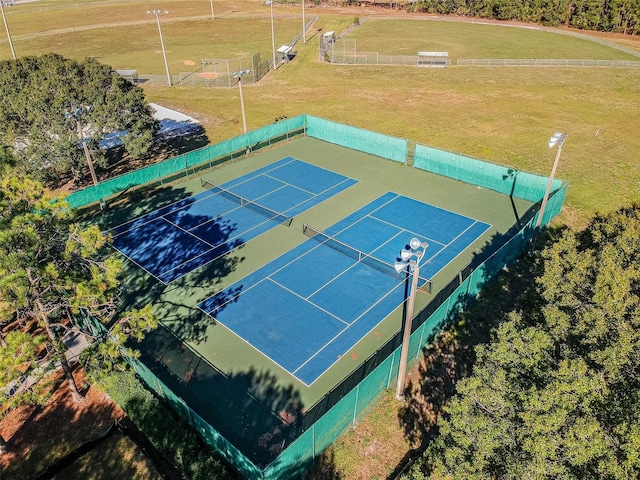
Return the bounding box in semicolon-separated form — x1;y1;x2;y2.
395;237;429;401
147;10;172;86
536;132;568;231
0;0;16;60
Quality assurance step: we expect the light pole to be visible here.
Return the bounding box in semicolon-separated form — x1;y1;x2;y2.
65;108;99;187
265;1;277;70
147;10;171;86
302;0;306;43
209;0;215;20
233;69;251;134
536;132;567;229
393;237;429;401
0;0;16;60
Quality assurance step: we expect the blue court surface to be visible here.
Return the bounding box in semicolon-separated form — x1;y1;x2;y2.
110;158;357;284
198;192;491;386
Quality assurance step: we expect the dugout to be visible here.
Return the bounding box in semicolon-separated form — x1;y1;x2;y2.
277;45;294;63
417;52;448;67
116;69;139;83
319;31;336;61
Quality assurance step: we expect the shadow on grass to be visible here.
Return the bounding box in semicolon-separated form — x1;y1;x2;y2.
308;446;345;480
0;367;121;480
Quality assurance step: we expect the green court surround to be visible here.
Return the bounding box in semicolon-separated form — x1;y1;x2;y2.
79;116;567;479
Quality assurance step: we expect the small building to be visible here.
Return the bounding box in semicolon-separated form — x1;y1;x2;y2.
115;69;139;84
417;52;448;68
277;45;294;63
319;31;337;61
322;31;336;44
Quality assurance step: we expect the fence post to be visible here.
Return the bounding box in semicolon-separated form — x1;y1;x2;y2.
387;349;396;388
353;384;360;426
312;424;317;459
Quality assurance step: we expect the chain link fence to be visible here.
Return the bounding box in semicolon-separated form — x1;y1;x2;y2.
176;52;270;87
321;39;451;66
457;58;640;67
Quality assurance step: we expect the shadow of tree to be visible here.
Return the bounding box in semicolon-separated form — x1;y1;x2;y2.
307;446;345;480
78;181;249;347
392;225;565;476
0;367;122;479
136;347;307;470
389;225;559;478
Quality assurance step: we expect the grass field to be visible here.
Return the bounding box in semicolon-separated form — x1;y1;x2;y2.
349;18;640;60
2;1;639;228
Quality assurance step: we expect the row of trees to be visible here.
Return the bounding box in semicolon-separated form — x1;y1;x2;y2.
407;0;640;33
0;53;157;186
0;163;157;453
321;0;639;34
0;55;159;454
405;205;640;478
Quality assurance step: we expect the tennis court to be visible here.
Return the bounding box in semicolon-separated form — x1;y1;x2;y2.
110;157;357;284
198;191;491;386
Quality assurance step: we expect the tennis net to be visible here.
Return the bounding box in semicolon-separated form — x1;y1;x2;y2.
200;178;293;227
302;224;404;280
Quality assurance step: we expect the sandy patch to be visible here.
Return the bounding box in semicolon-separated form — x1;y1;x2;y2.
197;71;219;79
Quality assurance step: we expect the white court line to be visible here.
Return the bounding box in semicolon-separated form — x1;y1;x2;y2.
109;190;222;238
292;280;403;381
413;220;492;271
268;278;350;326
291;197;492;384
159;213;286;281
159;184;337;282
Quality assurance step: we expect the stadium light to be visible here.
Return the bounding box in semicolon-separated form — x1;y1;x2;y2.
264;1;277;70
65;107;99;187
531;132;568;249
233;69;251;134
393;237;429;401
0;0;16;60
147;10;172;86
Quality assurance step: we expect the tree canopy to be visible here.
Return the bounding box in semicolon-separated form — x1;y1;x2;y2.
407;0;640;33
0;53;158;185
408;205;640;479
0;169;156;452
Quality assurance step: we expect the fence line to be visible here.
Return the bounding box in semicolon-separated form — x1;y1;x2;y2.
70;115;568;479
457;58;640;67
324;55;639;68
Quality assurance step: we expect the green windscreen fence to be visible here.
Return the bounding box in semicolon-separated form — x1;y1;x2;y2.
414;143;563;203
128;356;264;479
66;115;564;212
306;115;408;164
69;116;568;479
66;115;306;209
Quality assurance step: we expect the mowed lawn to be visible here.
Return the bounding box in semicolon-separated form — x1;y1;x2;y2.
2;0;639;226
